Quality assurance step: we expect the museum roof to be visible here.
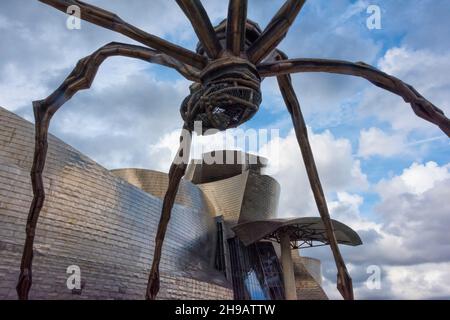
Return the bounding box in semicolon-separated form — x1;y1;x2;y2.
232;217;363;248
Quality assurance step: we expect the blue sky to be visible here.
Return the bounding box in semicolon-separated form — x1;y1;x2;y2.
0;0;449;299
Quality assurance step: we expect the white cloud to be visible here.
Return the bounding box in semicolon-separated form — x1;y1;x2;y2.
376;162;450;198
385;262;450;300
147;129;182;172
329;192;368;229
360;47;450;135
0;0;449;300
372;162;450;265
147;126;270;172
0;63;49;111
353;162;450;269
260;127;368;217
358;127;407;158
306;160;450;299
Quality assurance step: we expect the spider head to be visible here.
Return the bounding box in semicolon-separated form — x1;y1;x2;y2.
181;57;262;135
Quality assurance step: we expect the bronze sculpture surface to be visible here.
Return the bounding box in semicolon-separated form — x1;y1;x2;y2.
17;0;450;300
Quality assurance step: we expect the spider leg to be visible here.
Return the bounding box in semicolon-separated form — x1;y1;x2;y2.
176;0;223;59
16;42;199;300
16;102;50;301
258;58;450;137
39;0;207;69
226;0;248;56
276;64;355;300
247;0;306;64
146;126;192;300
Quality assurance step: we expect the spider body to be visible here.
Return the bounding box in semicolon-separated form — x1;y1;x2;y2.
196;19;263;55
181;56;262;132
17;0;449;301
182;20;264;133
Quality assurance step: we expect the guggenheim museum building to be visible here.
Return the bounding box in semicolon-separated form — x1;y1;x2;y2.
0;106;362;300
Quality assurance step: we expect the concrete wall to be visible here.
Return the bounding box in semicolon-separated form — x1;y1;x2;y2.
0;107;232;300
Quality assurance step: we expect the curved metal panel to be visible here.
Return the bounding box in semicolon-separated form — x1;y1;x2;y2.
232;217;363;247
239;172;280;223
197;171;249;223
111;168;211;211
0;107;232;300
292;252;328;300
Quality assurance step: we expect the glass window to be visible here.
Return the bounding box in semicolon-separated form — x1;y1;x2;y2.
227;237;284;300
215;220;226;274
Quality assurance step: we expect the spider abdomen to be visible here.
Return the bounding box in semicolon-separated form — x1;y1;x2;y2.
180;19;265;134
181;57;262;134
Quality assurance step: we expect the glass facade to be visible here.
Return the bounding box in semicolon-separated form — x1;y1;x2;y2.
215;220;226;274
227;238;284;300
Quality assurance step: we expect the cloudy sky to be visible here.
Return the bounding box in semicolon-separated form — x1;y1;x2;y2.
1;0;449;299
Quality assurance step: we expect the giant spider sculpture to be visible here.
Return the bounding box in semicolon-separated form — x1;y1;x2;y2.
17;0;450;301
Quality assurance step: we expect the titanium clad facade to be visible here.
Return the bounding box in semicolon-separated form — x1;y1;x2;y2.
292;254;328;300
110;168;211;211
239;172;280;223
0;107;327;300
0;107;231;300
187;153;280;225
196;171;249;223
